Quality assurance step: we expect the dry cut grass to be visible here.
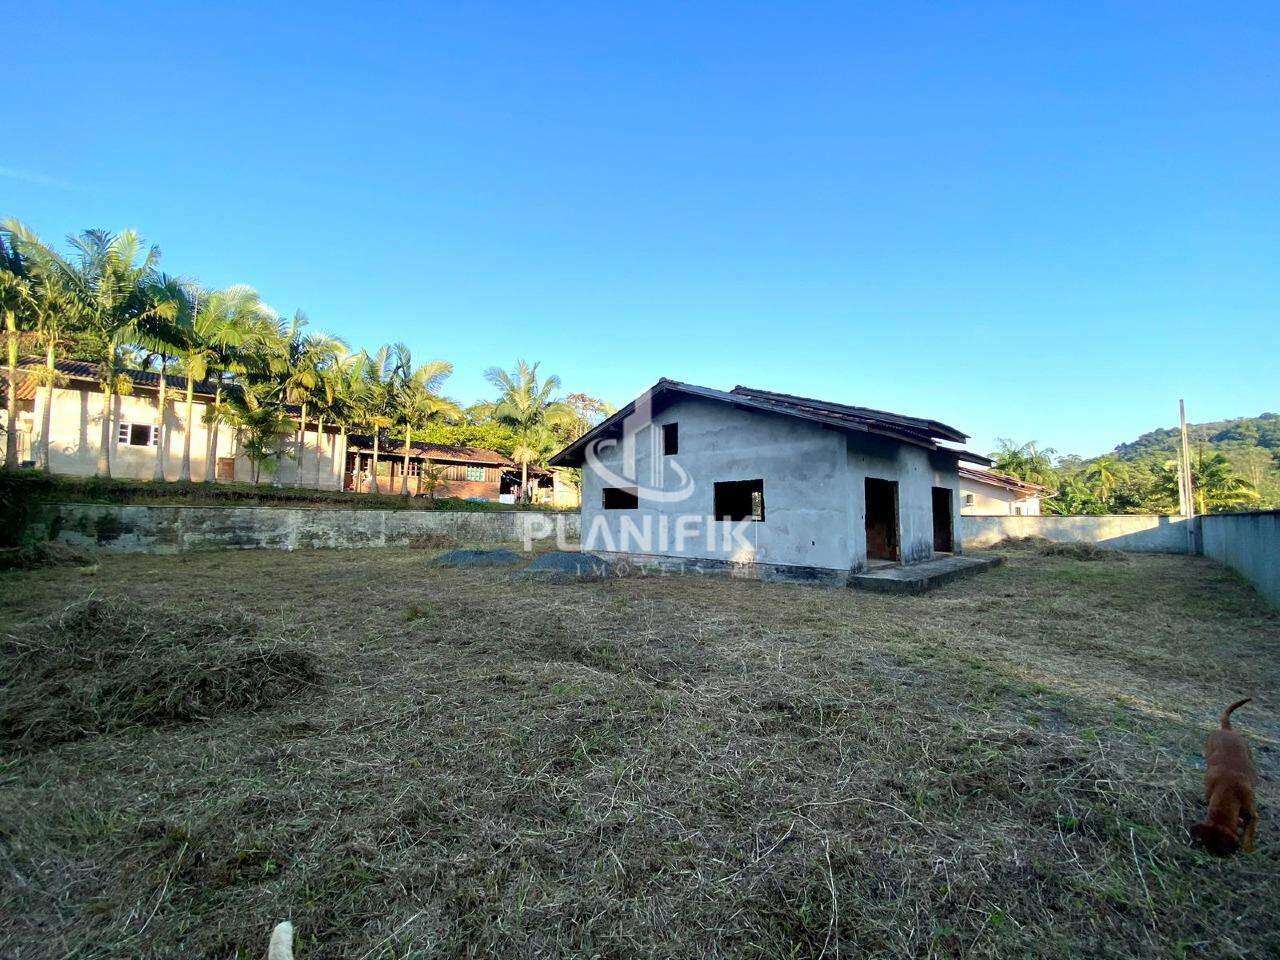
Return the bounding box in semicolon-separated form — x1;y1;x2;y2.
0;544;1277;959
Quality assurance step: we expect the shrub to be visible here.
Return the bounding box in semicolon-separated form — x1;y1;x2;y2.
0;471;57;547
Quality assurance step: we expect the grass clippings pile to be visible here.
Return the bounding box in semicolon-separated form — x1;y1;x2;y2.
0;595;319;750
0;542;95;572
0;546;1276;958
993;535;1052;550
1038;540;1129;562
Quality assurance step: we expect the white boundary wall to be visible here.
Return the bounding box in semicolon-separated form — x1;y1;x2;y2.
1200;511;1280;608
961;514;1192;553
963;512;1279;607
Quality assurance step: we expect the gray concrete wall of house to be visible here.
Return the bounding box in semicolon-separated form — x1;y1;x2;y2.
579;396;960;573
847;437;962;568
1200;510;1280;607
38;503;578;554
960;514;1192;553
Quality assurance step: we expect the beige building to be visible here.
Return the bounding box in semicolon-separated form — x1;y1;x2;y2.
958;464;1045;516
2;358;346;486
3;357;582;506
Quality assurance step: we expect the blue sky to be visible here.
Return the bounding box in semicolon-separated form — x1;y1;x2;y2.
6;2;1278;457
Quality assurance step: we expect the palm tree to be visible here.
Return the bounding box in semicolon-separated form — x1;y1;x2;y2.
474;360;574;501
1191;450;1258;514
1082;456;1126;505
30;230;174;477
272;312;346;487
0;220;85;472
325;352;368;491
134;273;193;481
174;285;269;482
991;439;1058;488
0;228;36;470
223;379;294;484
309;361;341;490
204;297;276;483
357;344;404;494
393;352;459;495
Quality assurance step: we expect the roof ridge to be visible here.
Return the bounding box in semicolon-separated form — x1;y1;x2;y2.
732;384;959;432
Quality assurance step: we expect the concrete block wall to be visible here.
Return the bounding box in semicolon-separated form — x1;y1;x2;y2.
1200;510;1280;607
962;512;1279;608
961;514;1192;553
42;503;578;554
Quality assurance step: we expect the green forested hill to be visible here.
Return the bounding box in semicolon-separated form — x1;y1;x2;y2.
1110;413;1280;507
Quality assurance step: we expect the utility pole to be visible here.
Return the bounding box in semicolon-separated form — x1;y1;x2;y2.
1179;399;1196;555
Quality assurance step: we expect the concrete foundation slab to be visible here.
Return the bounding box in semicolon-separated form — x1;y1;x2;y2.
849;555;1002;594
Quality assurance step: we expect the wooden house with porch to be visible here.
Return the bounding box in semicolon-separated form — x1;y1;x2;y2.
342;438;566;502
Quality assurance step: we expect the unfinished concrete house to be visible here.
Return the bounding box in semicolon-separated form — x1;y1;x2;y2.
550;380;992;584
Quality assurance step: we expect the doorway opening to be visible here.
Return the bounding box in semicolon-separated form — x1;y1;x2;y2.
864;477;900;562
932;486;954;553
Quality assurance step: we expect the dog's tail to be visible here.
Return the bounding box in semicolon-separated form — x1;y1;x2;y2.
1220;698;1252;729
267;921;294;960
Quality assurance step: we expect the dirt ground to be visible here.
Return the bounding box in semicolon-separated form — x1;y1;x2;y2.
1;544;1277;959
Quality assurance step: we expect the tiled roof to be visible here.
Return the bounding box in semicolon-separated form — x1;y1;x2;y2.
0;369;38;404
345;436;514;466
551;378;990;467
14;356;221;397
958;465;1046;496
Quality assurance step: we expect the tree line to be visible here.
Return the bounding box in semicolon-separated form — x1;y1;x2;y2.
0;220;610;497
990;439;1260;515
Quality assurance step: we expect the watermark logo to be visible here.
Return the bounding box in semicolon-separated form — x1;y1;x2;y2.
582;388;695;503
520;512;758;559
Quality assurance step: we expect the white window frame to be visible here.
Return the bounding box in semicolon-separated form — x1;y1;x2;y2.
465;465;486;482
117;422;159;446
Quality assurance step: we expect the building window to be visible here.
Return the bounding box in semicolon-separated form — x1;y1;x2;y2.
407;461;422;477
117;422;157;446
602;486;639;509
714;479;765;521
465;466;486;482
963;493;975;507
662;422;679;456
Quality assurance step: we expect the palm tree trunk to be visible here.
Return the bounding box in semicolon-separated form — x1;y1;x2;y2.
152;358;168;481
339;424;348;490
295;402;308;487
521;459;529;502
370;432;380;494
3;313;17;471
179;376;195;481
205;383;222;483
314;415;326;490
401;424;411;496
97;383;114;478
38;336;55;473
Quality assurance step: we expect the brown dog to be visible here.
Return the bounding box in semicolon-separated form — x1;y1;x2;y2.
1191;698;1258;856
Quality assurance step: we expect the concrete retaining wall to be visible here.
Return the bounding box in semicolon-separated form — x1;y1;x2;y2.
961;514;1192;553
42;502;579;554
1200;510;1280;608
